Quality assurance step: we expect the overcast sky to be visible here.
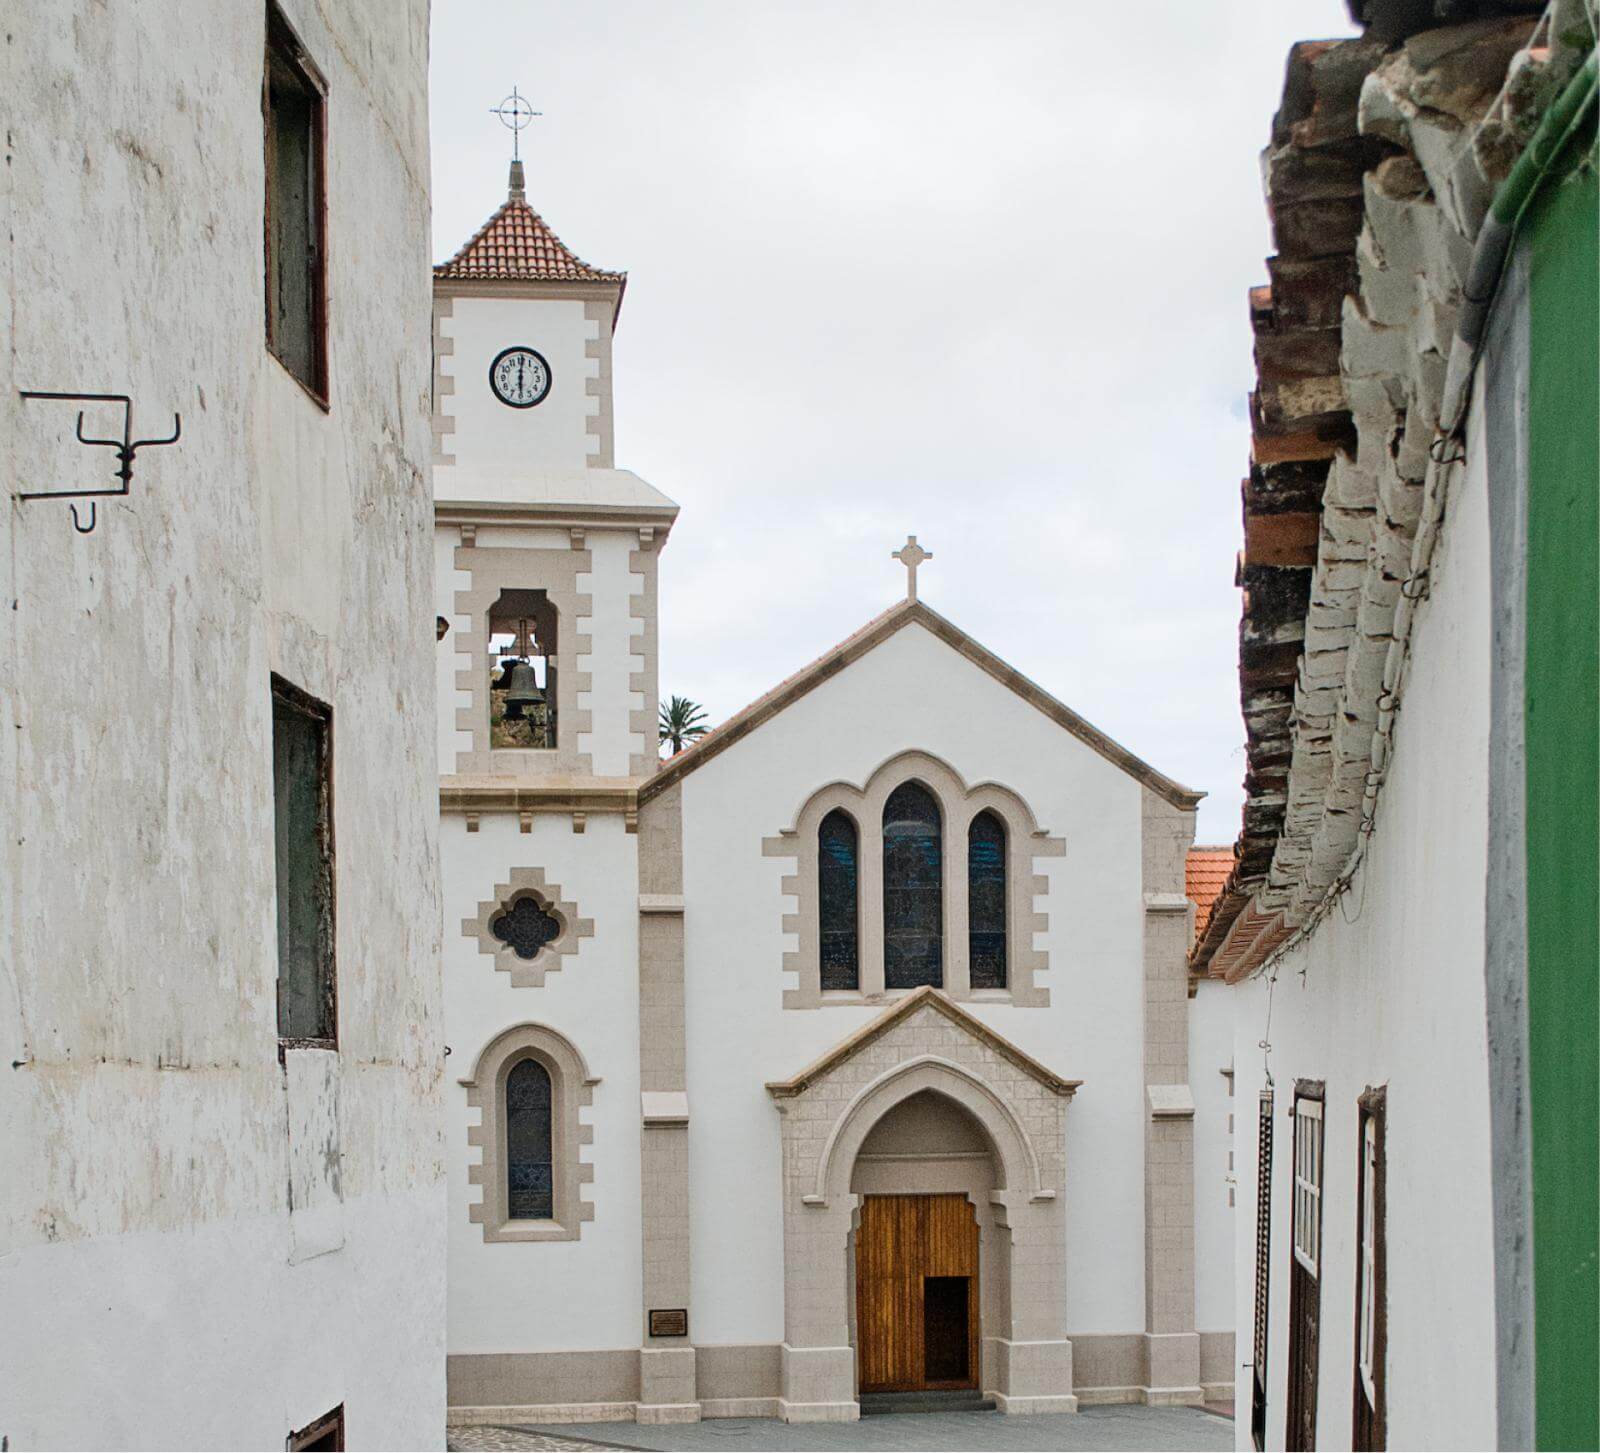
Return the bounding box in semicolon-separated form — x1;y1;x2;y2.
429;1;1357;843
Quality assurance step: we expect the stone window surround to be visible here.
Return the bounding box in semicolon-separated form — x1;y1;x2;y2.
463;866;594;988
462;1021;598;1243
452;538;594;777
763;750;1065;1010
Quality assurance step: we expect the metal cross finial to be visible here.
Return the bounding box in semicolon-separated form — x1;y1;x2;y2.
490;86;541;161
892;535;932;601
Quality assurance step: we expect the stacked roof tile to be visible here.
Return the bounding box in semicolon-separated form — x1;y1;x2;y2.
436;184;623;285
1185;847;1235;942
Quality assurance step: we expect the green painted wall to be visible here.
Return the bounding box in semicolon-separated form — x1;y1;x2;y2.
1523;133;1598;1452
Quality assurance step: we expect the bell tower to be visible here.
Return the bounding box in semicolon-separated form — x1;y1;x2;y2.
432;123;677;792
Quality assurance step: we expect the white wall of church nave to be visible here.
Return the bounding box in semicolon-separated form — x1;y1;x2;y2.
1227;427;1494;1452
1187;980;1235;1336
677;620;1152;1343
443;810;645;1353
436;294;599;482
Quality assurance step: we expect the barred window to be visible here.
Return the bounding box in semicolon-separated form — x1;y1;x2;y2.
967;810;1007;989
818;809;860;991
883;781;943;990
506;1057;554;1221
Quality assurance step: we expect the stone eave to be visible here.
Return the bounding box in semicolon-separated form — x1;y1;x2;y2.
439;775;643;820
764;986;1083;1100
435;497;680;539
642;599;1203;811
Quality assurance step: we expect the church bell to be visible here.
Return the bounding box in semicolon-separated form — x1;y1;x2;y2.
501;660;546;719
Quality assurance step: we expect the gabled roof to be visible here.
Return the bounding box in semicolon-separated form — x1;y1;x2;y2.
642;598;1203;809
435;165;625;288
764;986;1082;1099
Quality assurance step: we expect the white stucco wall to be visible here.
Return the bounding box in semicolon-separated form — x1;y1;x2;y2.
1189;980;1236;1336
437;294;599;485
678;621;1155;1346
1229;414;1494;1450
444;813;645;1353
0;3;444;1447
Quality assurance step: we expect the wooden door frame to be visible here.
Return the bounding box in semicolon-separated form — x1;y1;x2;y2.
1285;1079;1325;1452
1352;1087;1387;1450
854;1192;981;1394
1250;1087;1274;1452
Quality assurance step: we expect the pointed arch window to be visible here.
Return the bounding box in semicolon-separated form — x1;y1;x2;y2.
883;781;943;989
968;809;1008;989
505;1057;554;1221
818;809;860;991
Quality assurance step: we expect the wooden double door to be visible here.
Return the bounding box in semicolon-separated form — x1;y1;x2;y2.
856;1193;980;1393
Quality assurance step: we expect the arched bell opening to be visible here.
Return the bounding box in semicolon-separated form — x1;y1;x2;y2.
845;1089;1004;1396
487;587;559;749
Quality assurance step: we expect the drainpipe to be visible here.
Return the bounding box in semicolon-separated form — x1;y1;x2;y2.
1440;51;1599;433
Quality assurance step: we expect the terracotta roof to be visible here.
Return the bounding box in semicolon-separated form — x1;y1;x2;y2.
641;598;1203;811
1186;846;1235;941
436;169;624;286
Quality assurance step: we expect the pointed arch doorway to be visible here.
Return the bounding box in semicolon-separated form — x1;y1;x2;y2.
849;1089;993;1394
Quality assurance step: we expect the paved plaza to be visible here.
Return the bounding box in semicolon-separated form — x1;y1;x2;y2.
448;1404;1234;1452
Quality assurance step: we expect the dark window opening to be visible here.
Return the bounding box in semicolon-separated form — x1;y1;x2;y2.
272;675;335;1045
506;1057;554;1220
883;781;943;989
1353;1089;1387;1451
967;809;1007;989
265;3;327;398
489;588;558;750
818;809;859;991
491;895;562;961
923;1276;971;1384
288;1404;344;1451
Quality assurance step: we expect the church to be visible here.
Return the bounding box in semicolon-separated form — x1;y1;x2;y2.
434;158;1236;1427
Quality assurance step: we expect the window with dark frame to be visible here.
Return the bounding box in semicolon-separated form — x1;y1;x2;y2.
818;809;860;991
287;1404;344;1451
272;676;336;1046
264;3;327;398
967;809;1007;989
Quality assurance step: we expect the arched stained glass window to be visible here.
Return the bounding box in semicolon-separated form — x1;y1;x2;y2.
505;1057;554;1220
819;809;860;991
883;782;943;989
968;810;1008;989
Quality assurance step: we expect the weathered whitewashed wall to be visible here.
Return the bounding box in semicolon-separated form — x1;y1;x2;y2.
0;4;444;1447
1229;395;1494;1451
678;622;1176;1349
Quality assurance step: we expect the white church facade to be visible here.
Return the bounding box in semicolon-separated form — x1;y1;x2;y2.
435;164;1236;1427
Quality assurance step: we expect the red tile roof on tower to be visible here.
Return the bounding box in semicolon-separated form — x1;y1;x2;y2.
435;165;624;285
1186;846;1234;941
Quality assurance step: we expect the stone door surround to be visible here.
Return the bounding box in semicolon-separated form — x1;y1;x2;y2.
766;988;1081;1420
763;750;1066;1010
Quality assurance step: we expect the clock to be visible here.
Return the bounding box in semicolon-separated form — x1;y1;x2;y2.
489;346;551;408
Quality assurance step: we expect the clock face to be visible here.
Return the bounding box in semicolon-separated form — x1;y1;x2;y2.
489;347;551;408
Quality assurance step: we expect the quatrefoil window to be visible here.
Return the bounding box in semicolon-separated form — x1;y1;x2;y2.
492;896;563;961
464;868;594;988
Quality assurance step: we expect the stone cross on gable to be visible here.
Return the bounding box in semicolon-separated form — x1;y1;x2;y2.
892;535;932;601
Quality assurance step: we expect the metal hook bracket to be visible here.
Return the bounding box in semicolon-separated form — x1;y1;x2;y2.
14;390;182;534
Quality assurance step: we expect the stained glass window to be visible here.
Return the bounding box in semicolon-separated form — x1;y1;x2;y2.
883;781;943;989
819;809;860;990
492;896;562;961
506;1057;554;1220
968;810;1007;989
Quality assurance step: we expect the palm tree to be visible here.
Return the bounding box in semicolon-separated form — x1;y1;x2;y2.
659;695;710;756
